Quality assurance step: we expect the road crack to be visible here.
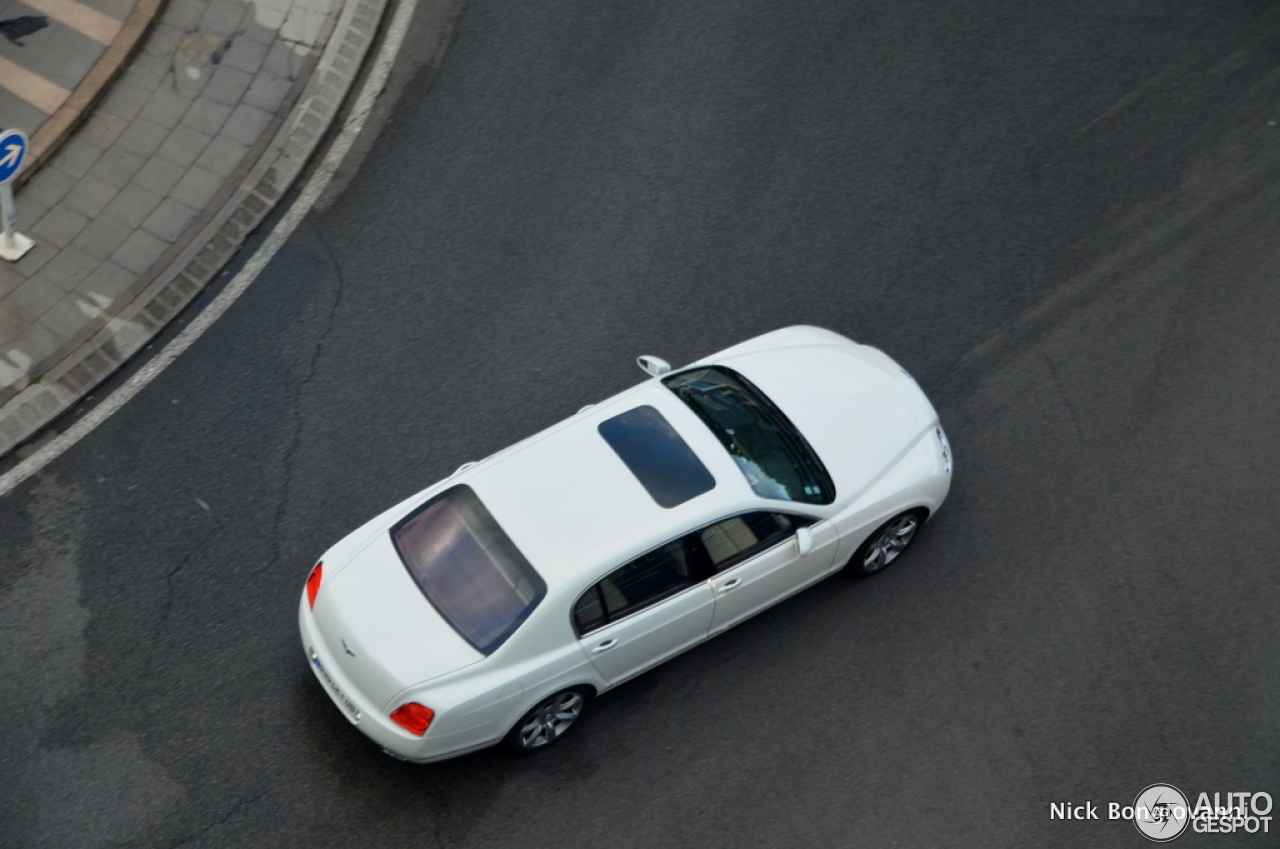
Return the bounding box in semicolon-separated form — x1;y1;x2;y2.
266;229;348;573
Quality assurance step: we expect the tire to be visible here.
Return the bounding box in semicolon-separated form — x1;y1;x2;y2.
504;688;590;754
848;509;926;577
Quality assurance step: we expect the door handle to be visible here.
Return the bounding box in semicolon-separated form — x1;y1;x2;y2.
718;577;742;592
592;639;618;653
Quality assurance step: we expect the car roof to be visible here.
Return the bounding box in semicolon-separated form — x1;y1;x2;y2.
461;378;759;593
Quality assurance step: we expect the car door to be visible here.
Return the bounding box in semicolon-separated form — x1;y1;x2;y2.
703;512;838;633
574;536;716;687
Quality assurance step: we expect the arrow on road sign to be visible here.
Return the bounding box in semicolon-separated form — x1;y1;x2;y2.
0;143;21;170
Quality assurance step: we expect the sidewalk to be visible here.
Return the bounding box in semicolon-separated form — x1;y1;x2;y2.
0;0;387;457
0;0;159;181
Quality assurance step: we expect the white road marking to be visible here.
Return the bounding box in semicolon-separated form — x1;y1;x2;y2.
0;0;420;499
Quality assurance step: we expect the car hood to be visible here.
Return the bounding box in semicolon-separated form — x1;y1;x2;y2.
313;532;483;711
716;342;938;503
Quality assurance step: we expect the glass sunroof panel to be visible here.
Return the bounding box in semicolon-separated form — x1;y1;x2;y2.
598;405;716;508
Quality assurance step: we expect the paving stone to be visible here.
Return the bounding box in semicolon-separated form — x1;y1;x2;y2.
295;0;335;16
89;147;147;187
171;167;223;209
57;140;106;181
194;135;249;178
21;168;77;208
142;199;199;242
64;177;120;219
101;184;164;228
15;196;49;230
78;262;136;301
115;119;169;159
243;73;292;112
0;298;28;345
133;157;187;195
251;0;288;31
73;215;134;261
39;294;94;342
182;98;233;134
223;34;269;73
3;277;64;324
100;84;153;123
31;207;91;250
200;0;246;37
281;5;327;47
12;324;61;368
261;39;303;80
122;52;171;91
222;103;273;145
162;0;207;29
12;246;54;281
34;248;99;293
174;33;226;99
242;17;277;44
112;230;171;274
140;84;192;130
0;276;21;304
80;112;130;148
156;125;213;168
203;65;254;106
143;23;185;60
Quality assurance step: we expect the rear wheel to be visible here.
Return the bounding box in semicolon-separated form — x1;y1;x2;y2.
505;688;589;754
849;510;925;577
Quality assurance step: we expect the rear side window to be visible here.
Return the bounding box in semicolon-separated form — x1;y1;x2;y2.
574;538;699;634
392;486;545;654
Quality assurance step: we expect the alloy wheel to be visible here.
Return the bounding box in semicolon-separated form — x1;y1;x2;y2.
518;691;585;749
862;513;920;573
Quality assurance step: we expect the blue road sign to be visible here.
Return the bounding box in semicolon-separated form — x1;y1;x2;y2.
0;129;29;184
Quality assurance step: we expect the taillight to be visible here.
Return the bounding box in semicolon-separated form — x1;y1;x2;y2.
389;702;434;736
306;562;323;608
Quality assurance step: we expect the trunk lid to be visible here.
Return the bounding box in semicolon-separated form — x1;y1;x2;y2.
313;532;483;711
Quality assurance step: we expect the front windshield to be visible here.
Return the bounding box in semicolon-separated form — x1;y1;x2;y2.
664;367;834;504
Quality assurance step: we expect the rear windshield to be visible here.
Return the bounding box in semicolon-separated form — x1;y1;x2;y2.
391;485;545;654
664;367;834;504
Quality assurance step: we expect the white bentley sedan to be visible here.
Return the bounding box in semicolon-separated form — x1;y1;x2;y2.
299;326;952;762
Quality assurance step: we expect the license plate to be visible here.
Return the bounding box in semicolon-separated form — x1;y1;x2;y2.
309;646;361;722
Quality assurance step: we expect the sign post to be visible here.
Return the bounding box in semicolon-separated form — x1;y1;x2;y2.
0;128;34;262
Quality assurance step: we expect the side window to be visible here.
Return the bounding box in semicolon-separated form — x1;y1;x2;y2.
573;538;698;635
573;586;607;634
700;512;807;572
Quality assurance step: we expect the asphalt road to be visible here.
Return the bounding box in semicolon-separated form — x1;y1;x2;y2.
2;0;1280;846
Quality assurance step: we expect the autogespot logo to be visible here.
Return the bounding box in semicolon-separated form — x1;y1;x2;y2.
1051;784;1274;841
1131;784;1190;842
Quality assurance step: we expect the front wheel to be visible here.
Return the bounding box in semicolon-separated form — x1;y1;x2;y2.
505;688;589;754
849;510;925;577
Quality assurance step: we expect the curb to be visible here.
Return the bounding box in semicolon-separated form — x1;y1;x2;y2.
0;0;389;457
17;0;165;190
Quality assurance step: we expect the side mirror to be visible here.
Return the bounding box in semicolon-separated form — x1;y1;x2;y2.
636;355;671;377
795;526;813;556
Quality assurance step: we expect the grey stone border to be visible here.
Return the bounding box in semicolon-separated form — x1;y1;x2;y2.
0;0;389;457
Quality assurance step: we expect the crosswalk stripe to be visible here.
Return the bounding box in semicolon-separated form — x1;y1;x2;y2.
19;0;123;45
0;54;71;114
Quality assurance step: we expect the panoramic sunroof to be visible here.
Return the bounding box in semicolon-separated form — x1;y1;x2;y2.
598;405;716;508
